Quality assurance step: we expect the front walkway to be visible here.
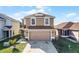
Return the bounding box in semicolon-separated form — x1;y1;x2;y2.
66;38;78;43
23;41;57;53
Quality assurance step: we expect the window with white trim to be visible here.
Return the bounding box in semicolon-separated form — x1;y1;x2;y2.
62;30;70;36
31;17;36;26
44;17;50;26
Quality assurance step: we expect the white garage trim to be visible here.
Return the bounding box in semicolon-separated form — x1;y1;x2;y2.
29;29;52;31
24;29;52;31
28;30;30;40
51;31;52;40
24;29;29;40
24;29;55;40
28;29;52;40
51;31;55;39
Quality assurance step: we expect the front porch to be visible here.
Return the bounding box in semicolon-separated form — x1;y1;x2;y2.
57;29;79;41
58;29;71;37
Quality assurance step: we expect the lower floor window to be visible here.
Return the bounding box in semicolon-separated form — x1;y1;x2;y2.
63;30;70;36
3;30;13;38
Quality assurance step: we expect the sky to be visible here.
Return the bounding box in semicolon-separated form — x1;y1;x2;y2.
0;6;79;25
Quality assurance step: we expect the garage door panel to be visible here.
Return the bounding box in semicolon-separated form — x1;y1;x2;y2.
29;31;51;40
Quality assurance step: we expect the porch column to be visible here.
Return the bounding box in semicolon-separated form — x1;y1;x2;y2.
24;30;26;37
62;30;64;35
11;30;13;36
51;30;52;40
3;31;6;38
28;30;29;40
25;29;29;40
9;30;11;38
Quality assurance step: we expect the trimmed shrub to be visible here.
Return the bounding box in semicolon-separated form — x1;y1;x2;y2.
9;39;16;45
4;34;21;46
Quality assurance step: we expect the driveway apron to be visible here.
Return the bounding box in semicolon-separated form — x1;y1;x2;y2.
23;41;57;53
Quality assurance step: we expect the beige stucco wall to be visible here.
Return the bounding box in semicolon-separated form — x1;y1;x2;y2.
25;18;30;28
0;21;4;39
24;30;28;37
12;21;20;36
50;18;54;27
24;16;54;28
36;18;44;26
70;31;79;41
52;29;56;37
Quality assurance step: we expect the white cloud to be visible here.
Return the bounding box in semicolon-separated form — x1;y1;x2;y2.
35;6;49;14
56;12;79;24
10;6;52;21
54;18;69;25
73;17;79;22
66;12;77;18
35;6;44;9
9;9;36;21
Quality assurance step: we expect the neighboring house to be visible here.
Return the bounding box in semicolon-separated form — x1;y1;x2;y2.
0;13;20;40
55;22;79;41
21;13;56;40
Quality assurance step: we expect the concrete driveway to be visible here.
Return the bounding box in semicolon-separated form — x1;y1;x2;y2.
23;41;57;53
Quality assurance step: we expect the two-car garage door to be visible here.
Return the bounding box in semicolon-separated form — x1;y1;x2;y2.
29;31;51;40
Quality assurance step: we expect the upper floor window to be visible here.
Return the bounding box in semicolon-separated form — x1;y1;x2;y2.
44;17;50;26
31;17;36;26
5;20;12;26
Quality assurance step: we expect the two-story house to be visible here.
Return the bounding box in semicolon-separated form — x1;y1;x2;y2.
21;13;55;41
0;13;20;41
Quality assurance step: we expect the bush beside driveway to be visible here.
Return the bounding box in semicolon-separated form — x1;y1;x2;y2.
0;43;26;53
0;35;26;53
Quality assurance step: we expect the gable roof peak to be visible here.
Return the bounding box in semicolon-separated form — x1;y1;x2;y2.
24;12;55;18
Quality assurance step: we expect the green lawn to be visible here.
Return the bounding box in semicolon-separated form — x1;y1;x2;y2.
0;43;26;53
0;35;26;53
53;37;79;53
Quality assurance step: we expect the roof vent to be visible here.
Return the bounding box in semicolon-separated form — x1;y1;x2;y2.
35;13;43;16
